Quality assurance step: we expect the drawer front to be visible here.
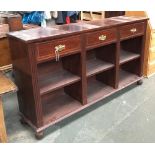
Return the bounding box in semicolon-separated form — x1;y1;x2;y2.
120;22;145;39
36;35;81;62
86;28;117;48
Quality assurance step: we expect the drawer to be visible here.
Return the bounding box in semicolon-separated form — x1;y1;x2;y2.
120;22;145;40
36;35;81;62
86;28;117;48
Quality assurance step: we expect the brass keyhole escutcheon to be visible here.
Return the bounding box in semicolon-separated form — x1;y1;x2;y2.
55;44;66;52
55;44;66;61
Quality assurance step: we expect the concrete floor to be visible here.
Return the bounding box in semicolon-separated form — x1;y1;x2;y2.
2;72;155;143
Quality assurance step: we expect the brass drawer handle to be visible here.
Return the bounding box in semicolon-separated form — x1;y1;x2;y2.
55;44;65;61
55;44;66;52
99;35;107;41
130;28;137;33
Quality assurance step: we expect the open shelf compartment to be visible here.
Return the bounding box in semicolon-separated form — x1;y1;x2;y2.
119;36;142;65
119;58;141;88
87;68;116;104
38;53;81;95
120;50;140;64
42;87;82;125
86;43;116;77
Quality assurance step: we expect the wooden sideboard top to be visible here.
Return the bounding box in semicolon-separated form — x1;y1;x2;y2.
7;16;148;43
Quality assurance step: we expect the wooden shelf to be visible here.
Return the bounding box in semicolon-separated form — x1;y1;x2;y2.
119;69;141;88
87;78;115;104
86;58;114;77
42;90;82;125
120;50;140;65
39;69;81;95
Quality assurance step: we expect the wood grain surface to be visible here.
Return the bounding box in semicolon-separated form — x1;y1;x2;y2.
0;96;7;143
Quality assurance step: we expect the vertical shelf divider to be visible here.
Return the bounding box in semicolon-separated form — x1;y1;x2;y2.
81;34;87;105
115;26;121;89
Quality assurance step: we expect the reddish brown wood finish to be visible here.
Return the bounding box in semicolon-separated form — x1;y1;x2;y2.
87;76;115;104
36;35;81;63
8;16;148;138
120;50;140;65
86;58;114;77
6;16;23;32
120;22;145;40
38;55;81;95
0;38;12;67
86;28;117;48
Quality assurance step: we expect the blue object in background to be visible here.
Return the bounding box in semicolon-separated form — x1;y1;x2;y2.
22;11;44;25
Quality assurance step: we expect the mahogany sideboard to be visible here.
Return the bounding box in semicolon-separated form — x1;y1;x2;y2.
8;16;148;139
